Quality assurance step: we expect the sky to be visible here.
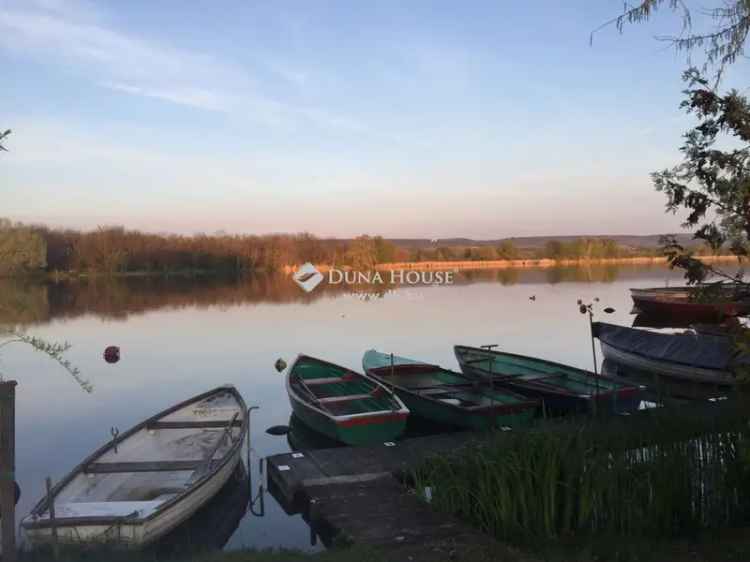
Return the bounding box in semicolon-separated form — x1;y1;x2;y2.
1;0;748;239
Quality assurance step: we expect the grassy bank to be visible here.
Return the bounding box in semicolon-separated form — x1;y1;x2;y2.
19;532;750;562
411;401;750;549
18;543;536;562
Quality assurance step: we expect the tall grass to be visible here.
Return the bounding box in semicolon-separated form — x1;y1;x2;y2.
411;402;750;543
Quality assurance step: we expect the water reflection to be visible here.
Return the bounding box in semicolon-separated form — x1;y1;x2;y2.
0;263;681;327
153;461;250;557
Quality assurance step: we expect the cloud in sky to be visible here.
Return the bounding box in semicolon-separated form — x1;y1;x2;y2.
0;0;369;133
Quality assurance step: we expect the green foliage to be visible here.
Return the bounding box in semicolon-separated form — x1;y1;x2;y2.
412;406;750;544
540;238;622;261
0;221;47;276
543;240;565;260
372;236;397;263
0;327;90;392
345;235;377;269
497;240;519;260
598;1;750;82
653;70;750;287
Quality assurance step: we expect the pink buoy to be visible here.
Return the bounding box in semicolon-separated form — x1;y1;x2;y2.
104;346;120;364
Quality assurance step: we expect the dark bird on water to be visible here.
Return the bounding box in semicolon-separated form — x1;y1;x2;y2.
266;425;290;436
529;295;536;301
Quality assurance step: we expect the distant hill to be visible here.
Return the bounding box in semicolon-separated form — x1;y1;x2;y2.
383;233;697;250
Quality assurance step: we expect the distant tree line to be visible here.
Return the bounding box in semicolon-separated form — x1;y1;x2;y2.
0;219;718;277
0;220;407;276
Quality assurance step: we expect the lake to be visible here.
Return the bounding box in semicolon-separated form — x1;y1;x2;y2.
0;263;696;551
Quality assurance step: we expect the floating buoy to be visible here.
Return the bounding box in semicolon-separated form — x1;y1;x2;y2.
104;346;120;364
274;358;287;372
266;425;290;436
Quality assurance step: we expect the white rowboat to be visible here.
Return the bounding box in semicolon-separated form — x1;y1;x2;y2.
21;385;248;547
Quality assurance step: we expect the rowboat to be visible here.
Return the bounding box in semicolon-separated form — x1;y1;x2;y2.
286;355;409;445
454;345;642;414
21;386;248;547
630;286;750;321
593;321;738;385
362;350;539;430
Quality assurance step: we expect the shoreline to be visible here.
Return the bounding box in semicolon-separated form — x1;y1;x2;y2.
1;255;737;281
284;255;738;274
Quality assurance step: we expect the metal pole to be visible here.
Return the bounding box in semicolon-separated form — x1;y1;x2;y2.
0;381;17;562
589;310;599;377
589;310;599;416
391;353;396;393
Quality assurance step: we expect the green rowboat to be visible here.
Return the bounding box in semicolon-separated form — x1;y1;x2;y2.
454;345;643;415
286;355;409;446
362;350;538;430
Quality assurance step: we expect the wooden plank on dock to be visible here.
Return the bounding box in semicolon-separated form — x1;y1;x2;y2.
305;476;515;556
266;431;488;506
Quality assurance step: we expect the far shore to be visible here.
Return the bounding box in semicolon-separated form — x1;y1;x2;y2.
283;254;739;274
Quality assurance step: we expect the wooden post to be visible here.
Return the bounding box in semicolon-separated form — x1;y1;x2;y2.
0;381;17;562
46;477;59;559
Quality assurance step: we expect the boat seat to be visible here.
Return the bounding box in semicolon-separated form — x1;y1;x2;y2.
419;387;466;396
317;393;373;404
147;419;243;430
36;500;164;520
86;460;204;473
304;376;355;385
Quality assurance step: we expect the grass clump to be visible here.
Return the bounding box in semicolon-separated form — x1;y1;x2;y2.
411;402;750;544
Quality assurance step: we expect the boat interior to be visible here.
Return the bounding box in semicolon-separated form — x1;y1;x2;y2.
29;390;244;522
369;363;523;408
292;359;400;416
458;349;625;393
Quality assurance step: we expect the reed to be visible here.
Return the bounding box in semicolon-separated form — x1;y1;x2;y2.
411;403;750;544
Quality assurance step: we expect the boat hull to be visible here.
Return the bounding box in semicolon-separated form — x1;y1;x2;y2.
390;386;535;430
288;389;407;445
630;287;750;321
286;355;408;446
23;450;241;547
454;346;642;415
456;363;639;415
21;386;249;548
362;350;539;429
598;339;735;385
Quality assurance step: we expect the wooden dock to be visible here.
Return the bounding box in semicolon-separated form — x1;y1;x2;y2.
266;431;518;555
266;431;491;506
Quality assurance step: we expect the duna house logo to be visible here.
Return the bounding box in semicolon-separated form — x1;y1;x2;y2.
292;262;324;293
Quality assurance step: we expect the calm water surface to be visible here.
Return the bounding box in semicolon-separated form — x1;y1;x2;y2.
0;264;691;551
